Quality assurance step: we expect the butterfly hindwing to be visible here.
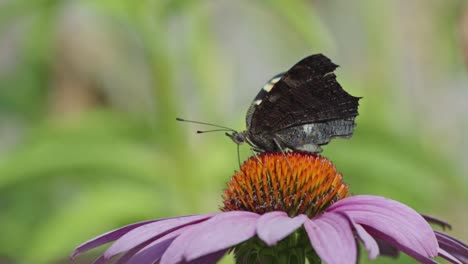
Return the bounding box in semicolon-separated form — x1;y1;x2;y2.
274;118;356;152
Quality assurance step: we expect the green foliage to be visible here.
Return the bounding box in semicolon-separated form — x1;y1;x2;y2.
0;111;181;262
234;229;318;264
0;1;465;263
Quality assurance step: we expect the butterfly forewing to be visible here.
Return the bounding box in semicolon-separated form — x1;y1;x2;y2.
249;54;360;135
246;72;284;130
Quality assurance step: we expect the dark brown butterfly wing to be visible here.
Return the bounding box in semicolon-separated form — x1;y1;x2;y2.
248;54;360;135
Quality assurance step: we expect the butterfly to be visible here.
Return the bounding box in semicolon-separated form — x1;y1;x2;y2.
178;54;360;154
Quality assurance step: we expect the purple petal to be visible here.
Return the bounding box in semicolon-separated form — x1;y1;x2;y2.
159;225;199;264
92;255;106;264
376;239;399;258
348;211;427;253
104;214;216;259
127;237;176;264
71;219;158;259
438;248;463;264
435;231;468;263
126;225;194;264
329;195;438;257
420;214;452;230
304;212;356;264
187;249;228;264
114;240;154;264
345;215;379;259
366;226;438;264
256;212;308;246
183;211;259;261
160;211;259;264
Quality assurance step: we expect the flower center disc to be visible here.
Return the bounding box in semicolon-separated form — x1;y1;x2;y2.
222;153;348;217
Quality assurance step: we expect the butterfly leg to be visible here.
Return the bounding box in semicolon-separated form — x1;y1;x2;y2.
236;146;264;170
249;148;281;182
250;148;265;166
273;137;293;175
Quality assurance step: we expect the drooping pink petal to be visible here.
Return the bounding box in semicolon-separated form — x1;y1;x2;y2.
183;211;259;261
92;255;106;264
435;231;468;263
421;214;452;230
158;225;199;264
104;214;216;260
126;237;175;264
126;225;194;264
304;212;356;264
328;195;438;258
71;219;158;259
344;214;379;259
375;238;399;258
160;211;259;264
114;239;155;264
365;226;438;264
188;249;229;264
349;210;426;252
256;211;308;246
438;248;463;264
329;196;434;235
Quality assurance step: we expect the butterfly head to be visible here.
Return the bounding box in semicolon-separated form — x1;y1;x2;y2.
226;131;248;145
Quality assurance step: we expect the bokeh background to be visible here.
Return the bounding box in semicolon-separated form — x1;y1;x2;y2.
0;1;467;263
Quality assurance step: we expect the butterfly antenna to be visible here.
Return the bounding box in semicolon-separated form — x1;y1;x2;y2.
197;129;233;134
176;118;236;132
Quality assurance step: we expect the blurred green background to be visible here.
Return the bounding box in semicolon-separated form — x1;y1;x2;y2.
0;0;467;263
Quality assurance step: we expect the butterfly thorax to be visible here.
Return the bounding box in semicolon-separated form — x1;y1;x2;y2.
245;131;277;152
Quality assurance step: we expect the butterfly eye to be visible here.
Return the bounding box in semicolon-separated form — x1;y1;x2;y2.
225;132;245;145
235;133;245;143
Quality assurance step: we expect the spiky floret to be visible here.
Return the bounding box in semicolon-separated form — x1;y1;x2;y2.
222;152;348;217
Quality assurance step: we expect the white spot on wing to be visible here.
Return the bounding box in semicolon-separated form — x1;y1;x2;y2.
254;99;262;105
270;77;281;84
263;83;274;92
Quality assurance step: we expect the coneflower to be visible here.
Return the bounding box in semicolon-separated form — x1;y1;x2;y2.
71;153;467;264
